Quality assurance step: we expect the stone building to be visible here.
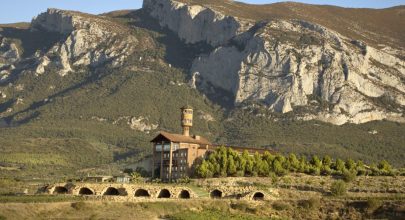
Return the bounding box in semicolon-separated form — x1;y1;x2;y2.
151;105;211;181
151;105;271;181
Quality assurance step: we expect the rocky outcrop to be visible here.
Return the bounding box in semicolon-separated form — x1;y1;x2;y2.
145;0;405;125
143;0;246;47
30;9;137;76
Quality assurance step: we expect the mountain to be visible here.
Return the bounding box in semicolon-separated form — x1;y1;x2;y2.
144;0;405;125
0;0;404;178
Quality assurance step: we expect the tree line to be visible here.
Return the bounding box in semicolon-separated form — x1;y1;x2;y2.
195;146;395;178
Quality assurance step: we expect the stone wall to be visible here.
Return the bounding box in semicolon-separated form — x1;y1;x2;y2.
45;182;275;201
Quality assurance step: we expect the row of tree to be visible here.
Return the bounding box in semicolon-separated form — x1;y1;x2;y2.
195;146;395;178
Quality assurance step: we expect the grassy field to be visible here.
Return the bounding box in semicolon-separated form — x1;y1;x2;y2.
0;197;403;219
0;174;404;219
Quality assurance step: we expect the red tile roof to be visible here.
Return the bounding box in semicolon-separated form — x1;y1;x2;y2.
150;131;211;145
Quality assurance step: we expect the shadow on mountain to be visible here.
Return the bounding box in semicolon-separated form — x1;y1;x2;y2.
0;27;66;58
112;9;214;72
110;9;236;110
4;67;114;125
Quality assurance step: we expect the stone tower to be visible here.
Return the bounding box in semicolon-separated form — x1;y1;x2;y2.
181;105;193;136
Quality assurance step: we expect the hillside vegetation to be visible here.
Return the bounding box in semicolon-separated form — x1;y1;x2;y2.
0;1;404;180
176;0;405;50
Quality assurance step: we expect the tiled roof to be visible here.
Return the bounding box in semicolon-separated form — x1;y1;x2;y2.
150;131;211;145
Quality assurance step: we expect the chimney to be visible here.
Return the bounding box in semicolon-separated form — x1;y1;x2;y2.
194;135;201;140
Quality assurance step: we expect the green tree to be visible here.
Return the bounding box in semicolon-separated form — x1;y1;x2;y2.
345;158;356;170
288;153;300;171
356;160;366;175
378;160;393;175
227;155;237;176
196;160;212;178
322;155;332;167
335;159;346;174
311;155;322;168
273;160;287;176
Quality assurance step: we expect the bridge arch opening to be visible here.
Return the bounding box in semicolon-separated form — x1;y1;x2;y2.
135;189;150;197
158;189;171;198
210;189;222;199
53;186;68;194
253;192;265;200
79;187;94;195
103;187;120;196
179;190;190;199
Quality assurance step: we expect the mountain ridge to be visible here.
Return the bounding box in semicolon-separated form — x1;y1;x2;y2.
0;0;404;179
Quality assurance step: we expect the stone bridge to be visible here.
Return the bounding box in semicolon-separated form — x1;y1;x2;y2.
46;183;274;201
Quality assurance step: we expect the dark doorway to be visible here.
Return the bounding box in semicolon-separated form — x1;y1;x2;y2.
253;192;265;200
179;190;190;199
103;187;120;196
210;189;222;199
135;189;150;197
158;189;171;198
79;187;94;195
53;186;68;194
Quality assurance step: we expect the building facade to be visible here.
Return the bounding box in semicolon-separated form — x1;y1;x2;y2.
151;105;272;181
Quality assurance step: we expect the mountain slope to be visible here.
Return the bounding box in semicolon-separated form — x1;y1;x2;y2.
0;1;404;179
144;0;405;125
173;0;405;51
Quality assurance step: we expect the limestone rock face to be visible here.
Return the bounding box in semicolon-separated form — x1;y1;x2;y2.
146;0;405;125
30;9;138;76
143;0;244;47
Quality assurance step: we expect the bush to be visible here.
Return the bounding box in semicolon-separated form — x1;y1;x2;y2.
0;215;6;220
342;169;357;182
230;201;252;212
272;201;290;211
299;197;320;210
366;198;382;213
71;201;87;210
330;180;346;196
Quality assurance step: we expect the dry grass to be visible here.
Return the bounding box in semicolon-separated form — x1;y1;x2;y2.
175;0;405;49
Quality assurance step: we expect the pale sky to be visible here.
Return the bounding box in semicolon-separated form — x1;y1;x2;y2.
0;0;404;24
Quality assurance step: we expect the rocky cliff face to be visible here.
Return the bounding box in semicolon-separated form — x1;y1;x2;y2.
0;9;138;79
31;9;138;76
145;0;405;125
143;0;247;47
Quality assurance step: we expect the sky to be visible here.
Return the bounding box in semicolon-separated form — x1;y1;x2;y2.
0;0;404;24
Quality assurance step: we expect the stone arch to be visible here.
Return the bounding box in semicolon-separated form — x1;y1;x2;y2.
252;192;265;200
158;189;171;198
78;187;94;195
53;186;68;194
179;190;190;199
210;189;223;199
134;189;150;197
103;187;120;196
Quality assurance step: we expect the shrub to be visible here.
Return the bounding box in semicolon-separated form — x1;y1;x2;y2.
272;201;290;211
230;201;249;212
330;180;346;196
342;169;357;182
71;201;87;210
299;197;320;210
366;198;382;213
0;215;6;220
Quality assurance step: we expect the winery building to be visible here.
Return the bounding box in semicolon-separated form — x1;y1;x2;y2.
150;105;269;181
